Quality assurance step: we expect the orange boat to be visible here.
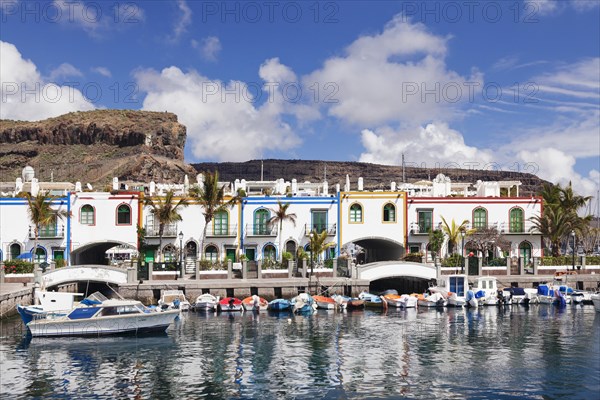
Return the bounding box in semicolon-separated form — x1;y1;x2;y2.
313;295;336;310
241;295;268;312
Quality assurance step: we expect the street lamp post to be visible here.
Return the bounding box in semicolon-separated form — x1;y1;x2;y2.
571;230;576;271
178;231;184;279
460;230;466;274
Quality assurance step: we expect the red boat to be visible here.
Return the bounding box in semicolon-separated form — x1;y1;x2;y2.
218;297;243;312
242;295;268;311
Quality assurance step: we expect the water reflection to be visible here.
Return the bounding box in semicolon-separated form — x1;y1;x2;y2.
1;307;599;399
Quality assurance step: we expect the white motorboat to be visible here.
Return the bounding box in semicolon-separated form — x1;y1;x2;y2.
18;291;84;324
192;293;219;311
446;275;470;307
537;284;571;306
473;277;499;306
591;293;600;312
416;292;446;308
158;290;191;311
26;292;179;337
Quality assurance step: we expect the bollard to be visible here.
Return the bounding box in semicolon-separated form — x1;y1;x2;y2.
257;260;262;280
227;260;233;279
242;261;247;280
464;258;469;276
195;260;200;281
287;261;294;279
519;258;525;276
148;262;154;282
533;257;539;275
301;259;307;278
506;257;511;276
332;259;338;278
478;258;483;276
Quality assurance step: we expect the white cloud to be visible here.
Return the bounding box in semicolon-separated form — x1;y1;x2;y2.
0;41;95;121
524;0;600;15
359;123;494;167
47;63;83;82
52;0;145;38
134;63;304;162
304;15;481;127
90;66;112;78
168;0;192;42
191;36;221;62
517;148;599;198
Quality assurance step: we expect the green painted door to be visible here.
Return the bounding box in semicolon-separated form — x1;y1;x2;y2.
245;248;256;261
144;249;155;263
226;249;236;262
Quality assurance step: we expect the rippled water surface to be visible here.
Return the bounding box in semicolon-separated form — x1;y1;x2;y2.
1;306;599;399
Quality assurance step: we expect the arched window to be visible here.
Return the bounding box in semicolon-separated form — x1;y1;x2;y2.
383;203;396;222
80;204;95;225
254;209;270;235
263;244;276;261
509;207;524;233
34;247;46;264
163;245;176;262
473;207;487;229
214;211;229;235
205;245;219;263
10;243;21;260
117;204;131;225
349;203;363;223
519;241;532;265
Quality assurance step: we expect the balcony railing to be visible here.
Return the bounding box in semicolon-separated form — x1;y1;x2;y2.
409;222;540;235
409;223;432;235
246;223;278;236
144;224;178;238
29;225;64;239
206;224;238;237
304;223;336;236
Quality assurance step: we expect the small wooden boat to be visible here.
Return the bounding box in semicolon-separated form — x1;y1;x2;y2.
383;294;403;307
416;292;446;308
313;295;336;310
290;293;317;313
268;299;292;311
219;297;243;312
358;292;384;308
192;294;218;311
242;295;268;312
331;295;365;310
158;290;191;311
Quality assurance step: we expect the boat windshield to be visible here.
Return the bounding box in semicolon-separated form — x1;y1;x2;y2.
98;305;145;316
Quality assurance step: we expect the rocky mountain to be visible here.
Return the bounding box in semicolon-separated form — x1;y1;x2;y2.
0;110;196;186
193;159;548;196
0;110;549;195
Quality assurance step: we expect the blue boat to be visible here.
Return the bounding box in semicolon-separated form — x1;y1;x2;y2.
358;292;384;308
268;299;292;311
290;293;316;314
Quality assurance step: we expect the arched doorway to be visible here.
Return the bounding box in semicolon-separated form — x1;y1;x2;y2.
185;241;198;273
344;237;405;264
71;241;137;265
519;241;532;266
285;240;297;260
9;243;22;260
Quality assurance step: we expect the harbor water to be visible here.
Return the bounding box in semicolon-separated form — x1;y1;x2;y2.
1;306;599;399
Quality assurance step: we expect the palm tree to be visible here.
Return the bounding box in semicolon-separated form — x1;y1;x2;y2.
531;182;592;256
440;216;472;255
428;228;444;263
26;193;69;263
190;171;227;260
144;190;189;262
269;200;297;263
308;229;336;273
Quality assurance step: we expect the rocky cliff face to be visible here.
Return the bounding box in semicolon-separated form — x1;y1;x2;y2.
193;159;548;196
0;110;195;185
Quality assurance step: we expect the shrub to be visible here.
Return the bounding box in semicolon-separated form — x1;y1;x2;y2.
55;258;65;269
262;258;285;269
586;256;600;266
199;260;226;271
3;260;34;274
324;259;333;269
403;252;423;263
442;254;464;268
486;257;507;266
282;251;293;261
541;256;572;266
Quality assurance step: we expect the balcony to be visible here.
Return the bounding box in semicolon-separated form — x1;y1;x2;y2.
304;223;336;236
246;223;278;237
498;222;540;235
206;224;238;238
144;224;178;238
29;225;65;239
409;223;432;235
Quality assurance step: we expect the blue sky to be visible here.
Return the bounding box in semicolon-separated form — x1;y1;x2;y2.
1;0;599;200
